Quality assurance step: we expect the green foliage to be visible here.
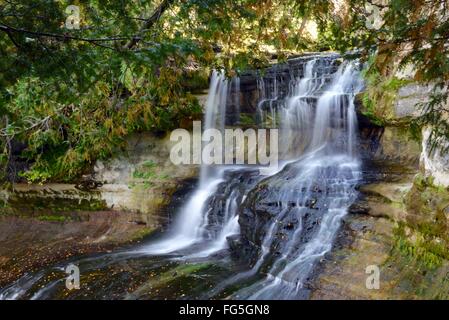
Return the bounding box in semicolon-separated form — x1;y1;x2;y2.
361;93;384;126
0;0;326;183
133;169;156;180
238;113;257;127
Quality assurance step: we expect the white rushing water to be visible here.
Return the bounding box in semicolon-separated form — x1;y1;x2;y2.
230;58;364;299
141;71;240;255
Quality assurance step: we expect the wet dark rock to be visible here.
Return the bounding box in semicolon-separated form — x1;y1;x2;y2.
305;198;318;209
225;54;341;124
228;234;254;262
348;200;370;215
198;169;262;241
284;222;295;230
75;178;103;191
235;162;345;267
130;220;147;226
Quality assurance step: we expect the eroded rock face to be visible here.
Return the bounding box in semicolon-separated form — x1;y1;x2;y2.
0;133;198;223
203;169;261;240
310;214;396;300
91;132;198;216
421;127;449;187
395;84;432;118
94;132;197;185
356;95;422;167
310;158;418;299
227;54;341;121
358;125;421;167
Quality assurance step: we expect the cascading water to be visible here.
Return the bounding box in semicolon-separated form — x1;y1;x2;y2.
199;56;364;299
223;57;364;299
141;71;236;255
0;54;365;300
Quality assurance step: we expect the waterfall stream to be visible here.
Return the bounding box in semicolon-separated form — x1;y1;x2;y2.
0;54;364;300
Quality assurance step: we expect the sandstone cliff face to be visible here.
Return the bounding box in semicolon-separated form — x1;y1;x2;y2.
360;58;448;188
1;133;198;217
92;132;197;219
421;128;449;188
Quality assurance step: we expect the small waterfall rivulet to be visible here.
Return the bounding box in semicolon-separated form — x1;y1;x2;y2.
0;54;364;300
138;70;250;257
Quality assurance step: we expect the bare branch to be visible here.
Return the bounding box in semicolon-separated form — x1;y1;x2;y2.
124;0;175;50
0;23;130;49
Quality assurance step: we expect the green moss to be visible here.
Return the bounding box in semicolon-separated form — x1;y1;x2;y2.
361;56;413;127
0;199;7;209
129;262;213;298
88;200;108;211
128;182;136;189
388;175;449;296
131;227;155;240
407;175;449;215
132;160;158;180
1;193;107;216
393;223;443;269
143;181;154;189
131;161;172;189
132;170;156;180
389;223;449;299
142;160;157;169
239;113;257;127
159;173;170;180
361;93;385;126
37;215;72;222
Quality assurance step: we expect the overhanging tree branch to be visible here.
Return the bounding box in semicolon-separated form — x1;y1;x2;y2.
0;0;175;51
0;24;129;42
123;0;175;50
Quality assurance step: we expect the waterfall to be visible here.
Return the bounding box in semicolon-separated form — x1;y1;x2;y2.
141;71;240;255
228;58;364;299
0;54;365;300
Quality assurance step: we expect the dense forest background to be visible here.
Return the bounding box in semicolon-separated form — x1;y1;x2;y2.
0;0;448;183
